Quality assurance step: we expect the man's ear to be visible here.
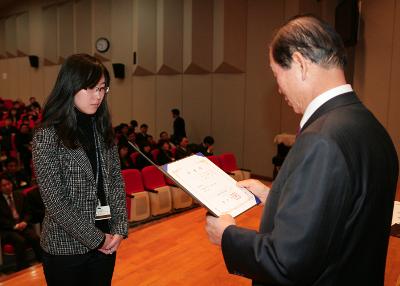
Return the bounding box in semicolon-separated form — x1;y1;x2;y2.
292;52;308;81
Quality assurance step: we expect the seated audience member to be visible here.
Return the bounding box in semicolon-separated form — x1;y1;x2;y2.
4;158;31;190
0;117;18;156
0;175;42;270
157;140;174;165
136;142;153;170
12;100;24;113
196;136;215;156
119;144;135;170
175;137;191;160
119;123;129;144
114;125;123;145
25;187;45;224
26;97;41;110
158;131;175;149
8;108;20;127
130;120;138;133
0;99;7;113
136;123;151;147
115;123;129;147
126;129;139;154
15;124;33;176
147;135;157;150
17;115;35;130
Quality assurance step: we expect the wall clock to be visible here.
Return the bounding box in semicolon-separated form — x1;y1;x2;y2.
96;37;110;53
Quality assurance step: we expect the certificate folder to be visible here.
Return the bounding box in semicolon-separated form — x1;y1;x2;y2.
127;142;259;217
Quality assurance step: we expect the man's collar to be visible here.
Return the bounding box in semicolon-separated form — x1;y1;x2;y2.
300;84;353;128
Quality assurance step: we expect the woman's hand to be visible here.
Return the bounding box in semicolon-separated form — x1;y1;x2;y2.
99;234;124;255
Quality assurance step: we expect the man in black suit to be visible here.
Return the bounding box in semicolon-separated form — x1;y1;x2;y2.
205;15;399;285
0;175;41;270
171;108;186;145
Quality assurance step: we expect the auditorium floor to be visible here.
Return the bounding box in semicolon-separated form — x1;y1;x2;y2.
1;188;400;286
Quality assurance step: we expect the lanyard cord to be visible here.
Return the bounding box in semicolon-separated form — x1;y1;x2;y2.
92;118;102;206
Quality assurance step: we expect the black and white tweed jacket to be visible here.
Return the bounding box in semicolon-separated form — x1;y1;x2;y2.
32;126;128;255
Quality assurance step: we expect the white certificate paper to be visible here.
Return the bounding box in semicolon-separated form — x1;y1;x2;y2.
163;154;259;217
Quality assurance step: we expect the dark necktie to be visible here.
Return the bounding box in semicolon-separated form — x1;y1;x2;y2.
7;194;20;220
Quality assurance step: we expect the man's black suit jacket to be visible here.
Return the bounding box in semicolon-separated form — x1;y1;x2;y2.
221;92;399;285
0;191;30;232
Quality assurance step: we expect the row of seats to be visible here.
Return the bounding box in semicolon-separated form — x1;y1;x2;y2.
124;153;251;222
123;166;193;222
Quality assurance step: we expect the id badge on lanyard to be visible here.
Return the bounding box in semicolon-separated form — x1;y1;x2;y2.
93;122;111;221
96;202;111;220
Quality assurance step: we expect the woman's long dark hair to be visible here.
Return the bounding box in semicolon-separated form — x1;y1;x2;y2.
40;53;114;149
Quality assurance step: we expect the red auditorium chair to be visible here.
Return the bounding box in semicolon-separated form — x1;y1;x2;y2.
218;152;251;181
141;166;172;216
164;175;193;209
151;149;160;163
130;152;140;165
206;155;222;168
122;169;150;222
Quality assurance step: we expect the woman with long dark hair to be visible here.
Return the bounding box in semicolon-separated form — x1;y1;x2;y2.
32;54;128;286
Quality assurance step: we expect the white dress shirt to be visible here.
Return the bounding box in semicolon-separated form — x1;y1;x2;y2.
300;84;353;129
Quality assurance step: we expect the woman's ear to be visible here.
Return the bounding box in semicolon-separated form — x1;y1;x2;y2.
292;51;308;81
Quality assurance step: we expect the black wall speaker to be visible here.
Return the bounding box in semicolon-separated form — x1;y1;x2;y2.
335;0;359;47
29;55;39;68
112;63;125;79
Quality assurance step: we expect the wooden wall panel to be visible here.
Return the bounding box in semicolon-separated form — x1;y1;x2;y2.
16;12;29;55
156;0;183;74
58;2;73;61
43;5;57;64
5;15;17;56
155;75;182;138
133;0;157;75
354;0;395;127
182;74;212;144
183;0;213;74
212;74;245;165
132;76;156;133
0;18;5;57
111;0;132;63
29;63;45;104
5;58;18;99
28;1;43;57
43;65;60;101
16;57;31;101
74;0;92;55
244;0;284;177
213;0;247;73
93;0;111;60
0;59;8;96
109;0;133;124
299;0;321;17
388;0;400;165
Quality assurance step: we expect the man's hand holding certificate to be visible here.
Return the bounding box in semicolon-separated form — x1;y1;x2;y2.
205;179;270;246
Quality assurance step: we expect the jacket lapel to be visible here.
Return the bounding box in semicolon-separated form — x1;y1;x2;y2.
301;92;360;133
66;146;96;185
